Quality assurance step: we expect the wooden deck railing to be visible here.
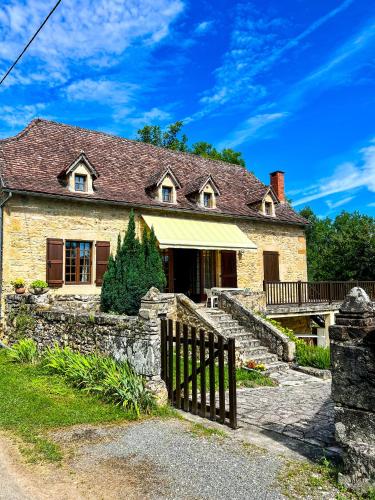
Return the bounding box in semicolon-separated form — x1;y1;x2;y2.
264;280;375;306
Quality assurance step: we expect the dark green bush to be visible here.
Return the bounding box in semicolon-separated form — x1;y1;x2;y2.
101;210;166;315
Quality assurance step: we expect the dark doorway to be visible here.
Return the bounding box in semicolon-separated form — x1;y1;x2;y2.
263;251;280;281
221;251;237;287
173;249;201;301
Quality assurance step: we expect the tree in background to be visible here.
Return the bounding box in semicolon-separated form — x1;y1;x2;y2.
101;211;166;315
300;207;375;281
136;121;246;167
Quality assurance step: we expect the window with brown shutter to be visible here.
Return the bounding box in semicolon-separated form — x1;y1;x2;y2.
46;238;64;287
95;241;110;286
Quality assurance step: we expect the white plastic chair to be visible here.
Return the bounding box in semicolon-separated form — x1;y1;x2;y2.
205;288;218;308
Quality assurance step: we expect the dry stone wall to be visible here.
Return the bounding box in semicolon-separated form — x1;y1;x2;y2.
329;287;375;492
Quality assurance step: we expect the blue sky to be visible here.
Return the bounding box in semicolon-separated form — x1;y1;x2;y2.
0;0;374;217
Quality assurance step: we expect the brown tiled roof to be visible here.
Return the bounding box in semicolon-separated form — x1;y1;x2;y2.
0;119;307;225
185;174;220;196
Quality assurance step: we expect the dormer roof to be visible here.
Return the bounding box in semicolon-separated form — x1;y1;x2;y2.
146;166;182;190
185;174;221;196
247;186;279;206
58;152;99;179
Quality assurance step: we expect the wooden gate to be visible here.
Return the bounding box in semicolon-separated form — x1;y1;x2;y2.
161;319;237;429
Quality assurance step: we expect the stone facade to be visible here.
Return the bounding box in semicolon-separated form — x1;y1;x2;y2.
237;220;307;291
329;287;375;492
1;194;307;301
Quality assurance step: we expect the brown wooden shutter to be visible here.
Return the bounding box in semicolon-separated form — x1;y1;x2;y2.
263;251;280;282
46;238;64;288
95;241;110;286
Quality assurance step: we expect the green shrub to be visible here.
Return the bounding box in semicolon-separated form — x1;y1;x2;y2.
258;313;331;370
11;278;26;289
8;339;39;364
101;210;166;315
43;346;155;415
296;343;330;370
11;304;36;339
30;280;48;289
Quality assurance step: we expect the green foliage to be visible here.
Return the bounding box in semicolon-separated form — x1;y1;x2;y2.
259;314;331;370
295;343;331;370
43;346;155;416
8;338;39;364
30;279;48;289
136;121;188;152
11;304;36;339
300;207;375;281
0;349;128;462
11;277;25;288
136;121;246;167
101;210;166;315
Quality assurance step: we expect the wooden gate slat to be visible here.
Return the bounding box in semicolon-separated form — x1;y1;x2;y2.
175;322;181;409
218;336;225;424
209;331;216;420
199;329;207;419
167;319;174;404
191;327;198;414
183;324;189;412
228;338;237;429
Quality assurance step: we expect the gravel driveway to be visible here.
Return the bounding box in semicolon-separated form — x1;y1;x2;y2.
52;419;285;499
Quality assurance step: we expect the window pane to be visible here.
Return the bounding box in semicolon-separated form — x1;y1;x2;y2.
75;175;86;192
162;187;172;203
65;241;91;284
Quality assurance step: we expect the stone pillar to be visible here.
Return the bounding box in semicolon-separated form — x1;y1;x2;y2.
318;311;335;347
138;287;176;405
329;287;375;492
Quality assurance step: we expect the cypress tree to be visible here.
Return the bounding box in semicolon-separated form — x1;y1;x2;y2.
145;227;167;292
101;211;166;315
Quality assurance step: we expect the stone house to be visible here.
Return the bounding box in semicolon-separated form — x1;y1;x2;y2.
0;119;308;311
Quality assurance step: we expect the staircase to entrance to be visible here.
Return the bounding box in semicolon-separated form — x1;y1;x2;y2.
203;307;289;374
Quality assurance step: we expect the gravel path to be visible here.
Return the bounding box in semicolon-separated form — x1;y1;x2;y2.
56;419;285;500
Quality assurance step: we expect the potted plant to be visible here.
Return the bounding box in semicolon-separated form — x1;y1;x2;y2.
11;278;26;294
30;279;49;295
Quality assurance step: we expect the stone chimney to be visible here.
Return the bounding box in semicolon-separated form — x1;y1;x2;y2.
270;171;285;202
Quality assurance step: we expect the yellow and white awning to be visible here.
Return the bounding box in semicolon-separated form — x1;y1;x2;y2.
142;214;257;251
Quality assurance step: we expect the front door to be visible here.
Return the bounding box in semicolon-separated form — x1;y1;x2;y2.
263;251;280;281
221;251;237;287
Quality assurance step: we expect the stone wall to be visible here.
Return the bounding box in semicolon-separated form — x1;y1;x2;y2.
217;291;295;361
329;287;375;492
236;219;307;291
3;289;174;380
213;288;266;313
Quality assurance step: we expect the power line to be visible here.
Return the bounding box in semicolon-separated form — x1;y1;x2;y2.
0;0;63;87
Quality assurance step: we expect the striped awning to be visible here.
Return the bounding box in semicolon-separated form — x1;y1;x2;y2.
142;214;257;251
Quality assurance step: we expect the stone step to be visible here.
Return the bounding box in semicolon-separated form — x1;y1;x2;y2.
215;319;241;329
241;346;270;358
265;362;289;375
220;326;246;335
246;353;279;365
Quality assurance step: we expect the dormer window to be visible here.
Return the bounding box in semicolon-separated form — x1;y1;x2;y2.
265;201;272;216
204;192;213;208
162;186;173;203
75;174;87;192
58;152;99;195
145;167;181;205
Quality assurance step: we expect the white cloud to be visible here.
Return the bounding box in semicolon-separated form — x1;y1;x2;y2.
292;138;375;207
0;0;184;86
0;103;46;130
217;112;287;149
195;21;214;35
194;0;354;120
368;202;375;207
326;196;355;209
65;79;138;105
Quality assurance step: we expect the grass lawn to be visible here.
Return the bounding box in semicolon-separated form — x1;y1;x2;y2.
172;354;276;390
0;349;171;462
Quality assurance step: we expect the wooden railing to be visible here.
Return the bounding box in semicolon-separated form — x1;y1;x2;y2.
264;280;375;306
